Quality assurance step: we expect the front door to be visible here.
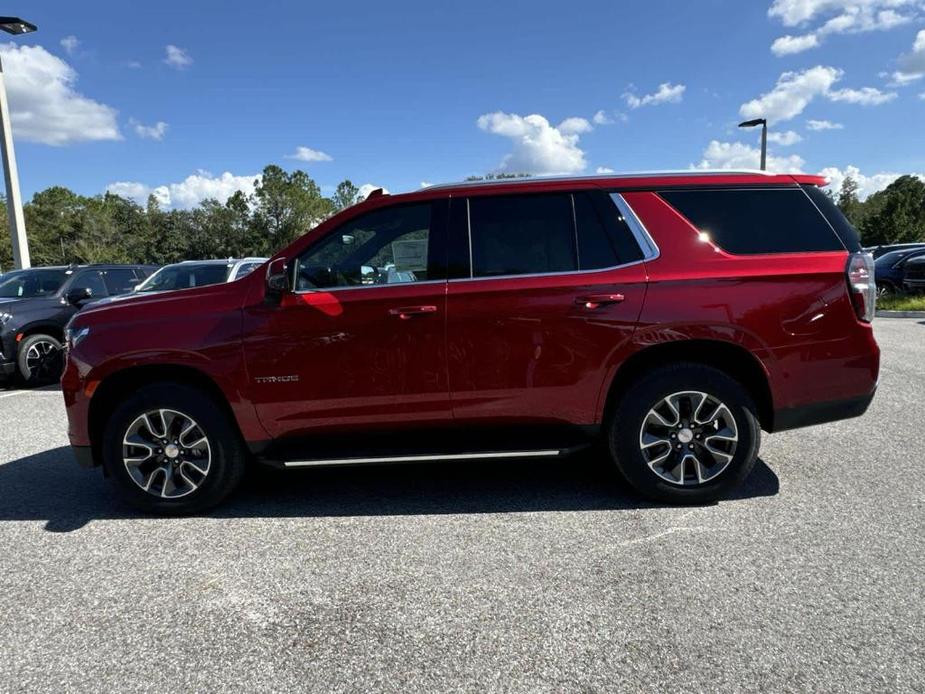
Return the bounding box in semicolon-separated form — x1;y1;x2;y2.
243;200;450;439
445;189;648;427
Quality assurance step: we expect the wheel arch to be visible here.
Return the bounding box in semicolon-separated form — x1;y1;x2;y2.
16;321;65;344
601;339;775;431
87;364;246;469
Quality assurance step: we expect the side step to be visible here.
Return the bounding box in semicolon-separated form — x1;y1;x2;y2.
281;449;565;469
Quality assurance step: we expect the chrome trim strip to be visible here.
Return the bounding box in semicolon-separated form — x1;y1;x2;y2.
283;450;562;467
293;278;447;295
610;193;660;262
424;169;777;191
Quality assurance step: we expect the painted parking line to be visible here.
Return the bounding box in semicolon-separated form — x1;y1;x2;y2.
0;390;61;399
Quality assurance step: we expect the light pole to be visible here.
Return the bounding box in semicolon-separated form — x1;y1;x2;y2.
0;16;37;269
738;118;767;171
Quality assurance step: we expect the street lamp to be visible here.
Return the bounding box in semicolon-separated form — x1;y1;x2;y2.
738;118;767;172
0;16;37;270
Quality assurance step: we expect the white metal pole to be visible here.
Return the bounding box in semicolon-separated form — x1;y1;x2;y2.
0;53;30;269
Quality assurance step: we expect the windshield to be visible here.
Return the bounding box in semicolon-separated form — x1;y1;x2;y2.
135;263;231;293
0;269;68;299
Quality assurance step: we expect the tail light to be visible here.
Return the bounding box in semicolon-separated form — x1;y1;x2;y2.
846;252;875;322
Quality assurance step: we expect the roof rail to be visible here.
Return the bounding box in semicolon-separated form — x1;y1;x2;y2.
423;169;778;191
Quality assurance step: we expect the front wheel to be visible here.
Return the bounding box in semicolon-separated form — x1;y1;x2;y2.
17;333;64;386
606;364;760;503
102;383;247;514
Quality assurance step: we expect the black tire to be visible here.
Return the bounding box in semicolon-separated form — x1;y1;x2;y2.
17;333;64;386
102;383;247;515
606;363;760;504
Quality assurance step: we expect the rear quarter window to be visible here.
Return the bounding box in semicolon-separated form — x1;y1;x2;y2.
659;188;845;255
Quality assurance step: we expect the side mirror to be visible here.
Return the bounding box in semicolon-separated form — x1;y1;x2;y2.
66;287;92;305
265;258;290;294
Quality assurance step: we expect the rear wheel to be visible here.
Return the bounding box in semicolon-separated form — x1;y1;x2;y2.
17;333;64;386
606;363;760;503
102;383;247;514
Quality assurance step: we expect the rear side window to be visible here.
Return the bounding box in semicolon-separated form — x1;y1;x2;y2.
659;188;844;254
801;184;862;252
574;192;619;270
469;194;576;277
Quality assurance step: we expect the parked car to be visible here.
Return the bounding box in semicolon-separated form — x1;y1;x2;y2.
874;247;925;295
0;264;156;385
134;258;268;294
865;242;925;259
902;255;925;292
61;171;879;514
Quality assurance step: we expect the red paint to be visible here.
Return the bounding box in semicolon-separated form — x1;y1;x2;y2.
62;172;879;459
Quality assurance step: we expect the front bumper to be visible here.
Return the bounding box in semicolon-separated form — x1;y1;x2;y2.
0;357;15;381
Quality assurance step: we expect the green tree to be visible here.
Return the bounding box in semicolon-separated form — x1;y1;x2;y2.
859;175;925;246
251;165;333;254
836;176;862;227
332;180;360;211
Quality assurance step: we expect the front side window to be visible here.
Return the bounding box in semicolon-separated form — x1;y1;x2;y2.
103;269;140;295
69;271;108;299
294;203;432;290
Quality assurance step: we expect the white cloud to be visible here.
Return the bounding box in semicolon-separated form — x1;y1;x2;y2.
695;140;805;173
592;110;613;125
740;66;841;123
807;118;844;129
827;85;896;103
164;45;192;69
595;166;616;174
623;82;686;109
558;116;593;135
768;1;919;53
420;181;433;188
60;35;80;55
740;65;895;123
358;183;390;199
130;119;168;140
892;28;925;84
286;146;333;162
819;164;925;199
476;111;587;175
767;129;803;145
771;34;821;55
0;43;120;146
106;170;259;209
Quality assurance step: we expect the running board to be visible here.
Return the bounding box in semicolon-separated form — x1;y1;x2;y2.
281;449;564;468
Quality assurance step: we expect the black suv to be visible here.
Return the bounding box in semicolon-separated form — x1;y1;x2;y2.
0;264;156;385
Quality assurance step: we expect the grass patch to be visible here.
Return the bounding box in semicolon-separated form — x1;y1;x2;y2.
878;293;925;312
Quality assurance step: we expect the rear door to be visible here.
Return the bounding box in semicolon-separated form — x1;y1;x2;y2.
445;189;649;427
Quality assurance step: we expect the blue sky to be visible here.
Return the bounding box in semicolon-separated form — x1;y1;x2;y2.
2;0;924;206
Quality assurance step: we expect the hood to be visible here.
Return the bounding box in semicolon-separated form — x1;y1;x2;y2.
73;279;249;328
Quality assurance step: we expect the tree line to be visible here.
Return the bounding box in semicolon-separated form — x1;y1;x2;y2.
1;167;923;270
0;165;364;270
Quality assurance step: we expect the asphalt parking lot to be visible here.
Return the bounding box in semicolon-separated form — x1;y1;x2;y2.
1;319;923;693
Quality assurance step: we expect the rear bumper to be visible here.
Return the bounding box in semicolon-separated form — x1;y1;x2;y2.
771;389;876;432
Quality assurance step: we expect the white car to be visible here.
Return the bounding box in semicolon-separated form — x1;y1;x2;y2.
134;258;268;294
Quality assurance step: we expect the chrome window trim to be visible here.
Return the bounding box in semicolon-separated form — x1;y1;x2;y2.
609;193;659;262
292;278;447;294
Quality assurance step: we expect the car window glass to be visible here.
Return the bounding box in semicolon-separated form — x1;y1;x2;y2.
103;269;139;295
0;270;67;298
70;271;108;298
660;188;844;254
295;204;431;289
468;193;577;277
136;264;230;292
234;262;262;279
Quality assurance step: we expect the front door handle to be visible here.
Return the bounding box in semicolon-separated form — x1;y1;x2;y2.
575;294;626;309
388;305;439;320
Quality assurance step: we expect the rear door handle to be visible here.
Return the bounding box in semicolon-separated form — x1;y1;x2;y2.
388;305;438;320
575;294;626;309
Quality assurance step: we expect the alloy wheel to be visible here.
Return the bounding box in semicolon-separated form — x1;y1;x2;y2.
638;391;738;486
122;409;212;498
25;339;61;381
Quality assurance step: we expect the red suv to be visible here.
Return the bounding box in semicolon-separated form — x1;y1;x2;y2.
61;172;879;514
